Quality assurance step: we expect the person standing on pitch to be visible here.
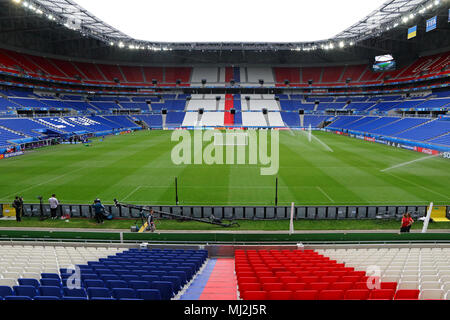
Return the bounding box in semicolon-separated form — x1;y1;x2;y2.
48;194;59;219
12;196;22;222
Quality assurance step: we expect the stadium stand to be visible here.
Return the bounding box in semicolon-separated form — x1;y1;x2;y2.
0;245;208;301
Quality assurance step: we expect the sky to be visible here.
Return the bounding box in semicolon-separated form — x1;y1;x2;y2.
73;0;387;43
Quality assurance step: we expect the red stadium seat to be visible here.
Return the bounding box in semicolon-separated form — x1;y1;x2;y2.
243;291;267;300
309;282;330;291
238;277;258;284
394;290;420;300
344;289;370;300
267;290;293;300
330;282;354;291
260;277;278;284
293;290;318;300
380;282;397;291
342;276;360;283
238;283;261;292
285;283;307;291
262;283;284;291
279;276;298;284
321;276;340;283
301;276;320;284
353;282;371;290
369;289;395;300
318;290;345;300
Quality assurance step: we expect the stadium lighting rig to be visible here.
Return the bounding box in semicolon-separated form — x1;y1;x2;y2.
9;0;448;52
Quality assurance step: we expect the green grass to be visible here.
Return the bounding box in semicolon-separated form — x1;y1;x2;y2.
0;217;449;231
0;130;449;207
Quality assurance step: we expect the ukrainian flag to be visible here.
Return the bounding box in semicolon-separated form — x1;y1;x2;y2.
408;26;417;39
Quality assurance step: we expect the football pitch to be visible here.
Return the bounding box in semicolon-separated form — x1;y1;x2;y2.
0;129;449;207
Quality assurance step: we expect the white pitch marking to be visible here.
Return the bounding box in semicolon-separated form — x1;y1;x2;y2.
316;186;335;203
122;185;142;201
381;154;438;172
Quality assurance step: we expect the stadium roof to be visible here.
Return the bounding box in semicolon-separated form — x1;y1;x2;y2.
14;0;443;51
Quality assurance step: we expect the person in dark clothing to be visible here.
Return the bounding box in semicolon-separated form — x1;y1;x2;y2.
146;210;155;232
92;198;105;224
12;196;22;222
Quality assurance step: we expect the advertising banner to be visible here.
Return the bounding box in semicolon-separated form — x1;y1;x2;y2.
4;151;24;159
414;147;440;155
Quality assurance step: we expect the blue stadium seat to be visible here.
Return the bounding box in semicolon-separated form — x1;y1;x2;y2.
0;286;14;298
87;287;111;299
5;296;32;300
81;273;99;281
63;287;87;298
162;276;181;292
39;286;62;298
121;275;139;282
142;275;159;284
84;279;105;288
13;285;38;298
169;271;187;285
90;297;114;300
137;289;162;300
34;296;60;300
18;279;40;288
106;280;128;289
62;296;88;300
129;281;152;290
41;273;60;280
40;278;62;287
100;274;120;282
112;288;136;300
152;281;173;300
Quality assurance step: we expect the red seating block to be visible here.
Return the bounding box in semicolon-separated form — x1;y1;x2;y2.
321;276;340;283
293;290;318;300
344;289;370;300
267;290;293;300
285;283;307;291
394;290;420;300
318;290;345;300
238;283;261;292
309;282;330;291
262;283;284;291
238;277;258;284
259;277;278;284
380;282;397;291
279;276;298;284
369;289;395;300
330;282;354;291
301;276;320;284
243;291;267;300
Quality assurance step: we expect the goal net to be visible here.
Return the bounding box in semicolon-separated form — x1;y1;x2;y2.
214;132;248;146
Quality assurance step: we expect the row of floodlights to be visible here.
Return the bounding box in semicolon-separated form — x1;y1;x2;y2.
12;0;446;52
291;0;444;52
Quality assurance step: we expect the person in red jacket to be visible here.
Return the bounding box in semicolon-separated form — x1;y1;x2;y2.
400;213;414;233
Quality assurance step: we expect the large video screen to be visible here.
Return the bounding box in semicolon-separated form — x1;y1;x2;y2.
372;54;396;72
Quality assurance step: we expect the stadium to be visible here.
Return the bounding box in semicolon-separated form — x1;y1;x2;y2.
0;0;449;307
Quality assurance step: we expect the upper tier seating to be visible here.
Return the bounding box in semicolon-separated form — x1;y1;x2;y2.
0;127;26;147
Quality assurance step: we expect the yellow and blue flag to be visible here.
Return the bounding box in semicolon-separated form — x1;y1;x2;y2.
407;26;417;39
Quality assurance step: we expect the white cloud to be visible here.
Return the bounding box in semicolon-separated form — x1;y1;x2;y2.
74;0;386;42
